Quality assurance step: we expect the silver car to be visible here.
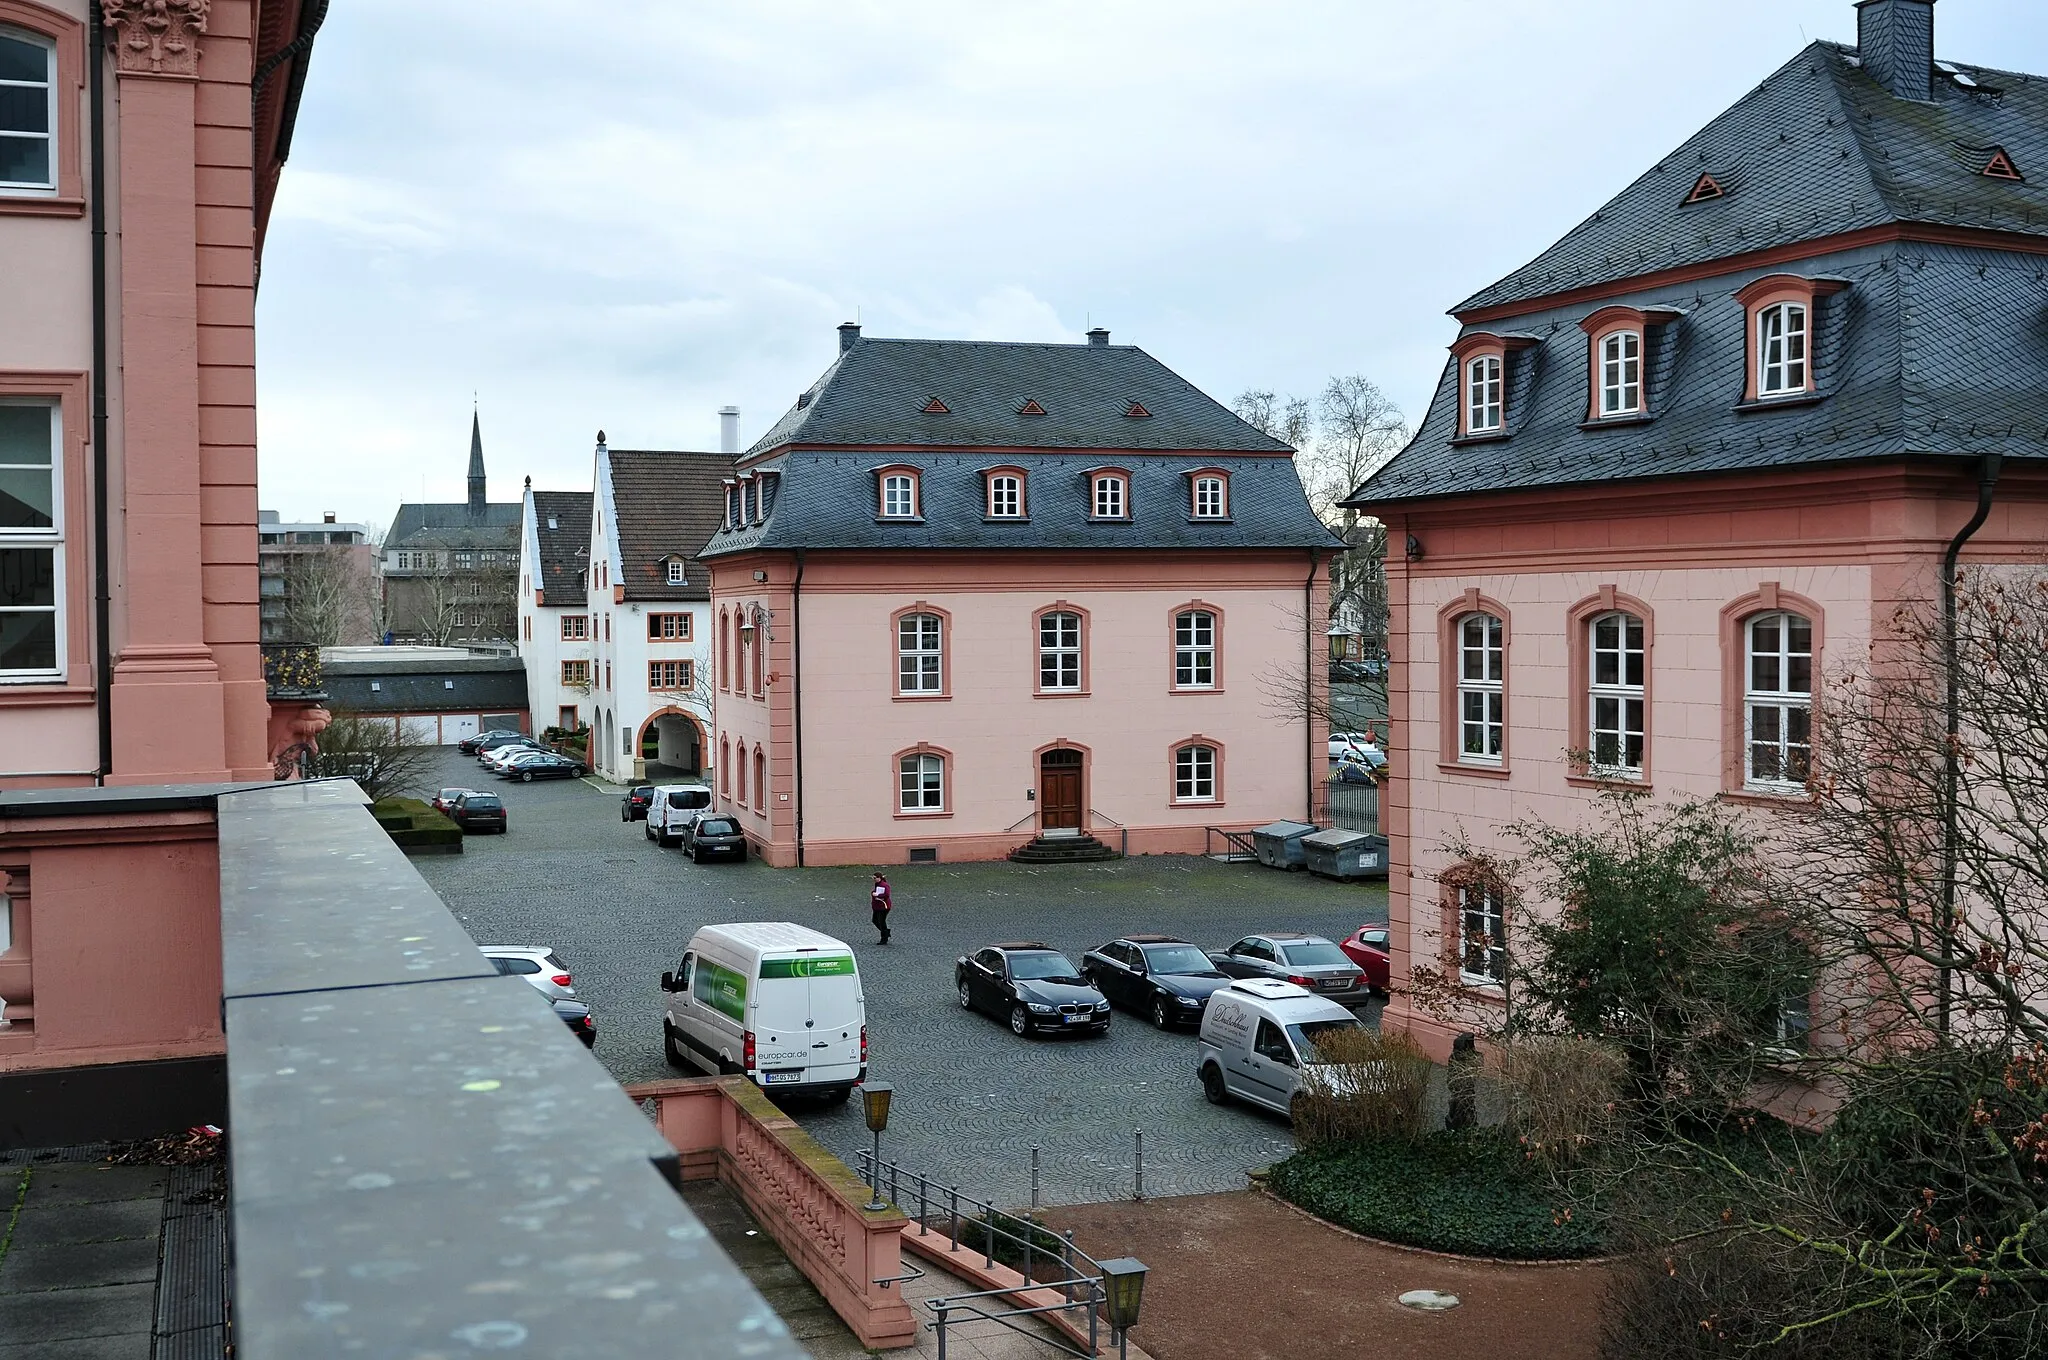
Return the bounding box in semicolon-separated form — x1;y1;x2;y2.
480;945;575;1000
1207;932;1370;1007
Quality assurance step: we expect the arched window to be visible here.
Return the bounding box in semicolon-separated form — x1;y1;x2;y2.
880;471;918;518
1173;743;1217;802
1090;474;1127;520
1757;302;1808;396
898;751;944;813
1466;355;1503;432
753;748;766;810
1173;609;1216;690
1599;331;1641;415
987;472;1024;518
735;744;749;806
1191;474;1227;519
1745;611;1812;788
1457;613;1505;764
1588;611;1645;776
1038;610;1082;692
898;612;943;694
719;738;731;795
718;609;730;690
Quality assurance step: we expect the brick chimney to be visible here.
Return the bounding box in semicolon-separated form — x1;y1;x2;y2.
838;321;861;353
1857;0;1935;101
1086;327;1110;347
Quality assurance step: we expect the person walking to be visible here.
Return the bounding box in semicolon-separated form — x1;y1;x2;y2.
870;873;893;945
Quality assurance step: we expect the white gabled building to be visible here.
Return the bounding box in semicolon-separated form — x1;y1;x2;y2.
584;435;733;783
516;481;594;735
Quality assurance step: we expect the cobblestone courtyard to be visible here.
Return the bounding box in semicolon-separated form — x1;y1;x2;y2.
411;750;1387;1207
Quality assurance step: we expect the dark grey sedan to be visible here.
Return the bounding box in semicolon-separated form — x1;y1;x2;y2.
681;814;747;863
1081;935;1232;1029
1207;932;1371;1007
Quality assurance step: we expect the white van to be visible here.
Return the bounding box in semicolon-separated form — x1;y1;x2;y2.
1196;978;1365;1118
645;784;713;846
659;922;865;1102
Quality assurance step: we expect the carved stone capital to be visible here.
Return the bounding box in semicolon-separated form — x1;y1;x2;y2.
102;0;209;78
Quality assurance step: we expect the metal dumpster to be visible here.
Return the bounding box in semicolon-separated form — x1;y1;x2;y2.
1302;828;1389;881
1252;820;1318;870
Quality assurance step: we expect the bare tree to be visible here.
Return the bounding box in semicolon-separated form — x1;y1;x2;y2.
389;542;517;645
1231;388;1314;451
278;546;378;647
306;712;439;803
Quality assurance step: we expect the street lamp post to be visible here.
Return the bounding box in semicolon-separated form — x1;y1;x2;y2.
1097;1257;1149;1360
860;1082;894;1212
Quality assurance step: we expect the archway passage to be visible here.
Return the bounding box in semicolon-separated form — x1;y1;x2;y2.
639;708;707;781
1039;748;1083;831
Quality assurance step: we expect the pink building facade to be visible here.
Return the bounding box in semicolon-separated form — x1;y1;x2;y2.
1348;2;2048;1060
703;324;1337;866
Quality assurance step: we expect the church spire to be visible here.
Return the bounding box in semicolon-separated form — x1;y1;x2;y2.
467;407;486;514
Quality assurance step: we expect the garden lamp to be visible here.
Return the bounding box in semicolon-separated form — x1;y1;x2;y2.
1098;1257;1149;1358
860;1082;893;1211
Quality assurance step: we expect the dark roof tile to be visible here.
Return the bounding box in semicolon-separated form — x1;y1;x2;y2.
529;491;591;604
602;450;735;600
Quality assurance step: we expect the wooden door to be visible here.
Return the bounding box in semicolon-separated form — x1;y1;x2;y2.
1040;751;1083;830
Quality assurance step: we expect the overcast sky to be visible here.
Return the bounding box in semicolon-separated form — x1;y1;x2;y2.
253;0;2048;532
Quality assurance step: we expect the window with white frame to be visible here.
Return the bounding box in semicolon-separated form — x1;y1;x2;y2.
560;659;589;686
649;612;690;641
1745;611;1813;788
1600;331;1641;415
1458;880;1506;985
455;551;473;569
881;473;918;518
666;559;685;585
0;28;56;194
1588;611;1645;775
725;485;740;527
1466;355;1503;432
897;612;942;693
1192;475;1226;518
1457;612;1504;763
1174;744;1217;802
1757;302;1808;396
988;474;1023;518
1092;475;1126;519
1174;609;1216;689
648;660;692;690
1038;611;1081;691
1773;988;1812;1056
0;400;60;677
898;752;944;812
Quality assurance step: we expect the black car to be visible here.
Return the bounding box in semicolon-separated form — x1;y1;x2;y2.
460;728;524;756
446;791;507;833
552;997;597;1047
681;814;746;863
499;753;588;782
1208;932;1370;1007
621;785;655;821
956;943;1110;1037
1081;935;1233;1029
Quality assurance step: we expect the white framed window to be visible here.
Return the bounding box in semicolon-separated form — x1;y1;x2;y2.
1457;612;1504;764
725;485;741;527
1458;881;1506;986
1174;609;1215;689
1092;475;1126;519
1174;744;1217;802
665;559;685;585
1588;611;1645;776
988;474;1023;518
0;399;60;678
881;473;918;518
1745;611;1812;789
1038;610;1081;691
1466;355;1503;433
0;28;56;194
1757;302;1808;396
897;612;942;693
898;752;944;812
1600;331;1641;415
1192;475;1226;519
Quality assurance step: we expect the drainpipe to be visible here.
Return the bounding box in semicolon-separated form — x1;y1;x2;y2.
89;4;112;784
1304;548;1322;822
791;549;807;866
1936;451;2002;1039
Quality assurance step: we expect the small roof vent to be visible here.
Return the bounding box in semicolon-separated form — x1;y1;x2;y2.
921;396;950;415
1980;146;2024;181
1016;399;1047;417
546;516;558;530
1124;400;1152;418
1682;172;1726;205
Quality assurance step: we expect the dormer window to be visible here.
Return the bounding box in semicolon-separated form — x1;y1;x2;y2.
666;559;685;585
1599;331;1641;415
1466;355;1502;433
1091;471;1129;520
1734;274;1846;406
1756;302;1806;396
1189;471;1229;519
985;468;1026;519
877;468;920;519
1450;332;1537;438
724;483;740;529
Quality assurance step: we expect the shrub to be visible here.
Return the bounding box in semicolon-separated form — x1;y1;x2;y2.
1292;1027;1432;1147
369;797;462;853
1493;1035;1628;1169
1267;1129;1606;1259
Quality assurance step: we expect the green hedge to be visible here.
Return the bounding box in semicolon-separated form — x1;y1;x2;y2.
370;797;463;852
1266;1130;1606;1260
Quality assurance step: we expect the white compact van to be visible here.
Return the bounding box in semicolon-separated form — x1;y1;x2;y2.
1196;978;1365;1118
660;922;865;1102
645;784;714;846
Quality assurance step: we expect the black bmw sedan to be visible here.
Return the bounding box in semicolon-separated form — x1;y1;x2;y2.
1081;935;1233;1029
955;943;1110;1038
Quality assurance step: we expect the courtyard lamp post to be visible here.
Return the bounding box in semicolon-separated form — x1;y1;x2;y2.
860;1082;894;1212
1097;1257;1149;1360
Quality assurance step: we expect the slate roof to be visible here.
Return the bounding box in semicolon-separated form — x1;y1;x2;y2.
385;501;522;551
529;491;591;605
321;656;528;715
701;449;1337;556
744;335;1295;457
602;449;734;601
1456;42;2048;317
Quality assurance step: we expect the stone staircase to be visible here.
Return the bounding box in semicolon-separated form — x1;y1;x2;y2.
1008;831;1122;864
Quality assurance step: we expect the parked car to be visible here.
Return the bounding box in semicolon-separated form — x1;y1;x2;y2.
682;814;747;863
445;791;507;833
646;784;714;846
1207;933;1371;1007
482;945;574;1000
552;997;597;1047
1330;659;1386;684
1081;935;1233;1029
660;923;864;1102
956;944;1110;1037
621;785;656;821
1332;749;1386;784
1326;732;1378;761
460;728;524;755
431;787;476;815
481;744;549;773
1339;926;1391;994
498;752;588;782
1196;979;1367;1117
478;738;546;766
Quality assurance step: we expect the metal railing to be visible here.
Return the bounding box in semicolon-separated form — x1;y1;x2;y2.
1204;827;1257;861
1086;809;1127;857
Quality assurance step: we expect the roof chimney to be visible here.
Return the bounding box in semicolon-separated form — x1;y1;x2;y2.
1086;327;1110;347
838;321;861;353
323;511;336;523
718;405;740;455
1856;0;1935;101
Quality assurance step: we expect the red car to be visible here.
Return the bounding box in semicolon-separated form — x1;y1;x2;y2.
431;787;476;815
1340;926;1390;994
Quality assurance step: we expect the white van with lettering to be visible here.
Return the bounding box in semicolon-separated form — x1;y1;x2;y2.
659;922;865;1102
1196;978;1365;1119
